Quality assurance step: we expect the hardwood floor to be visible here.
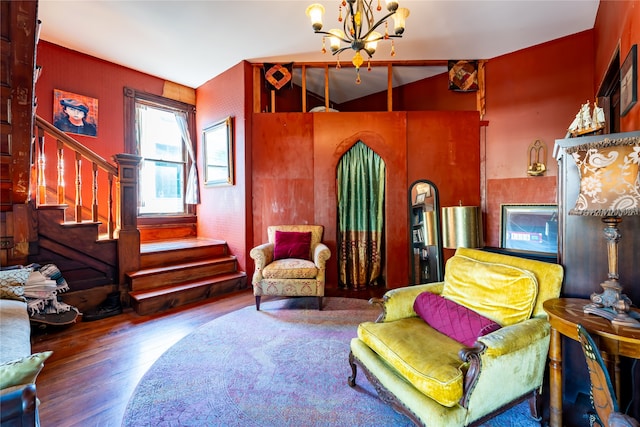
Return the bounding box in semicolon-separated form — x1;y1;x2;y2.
30;287;385;426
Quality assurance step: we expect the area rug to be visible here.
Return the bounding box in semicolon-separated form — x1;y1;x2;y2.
122;297;540;427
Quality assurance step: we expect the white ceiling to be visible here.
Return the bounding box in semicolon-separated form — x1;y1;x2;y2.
37;0;599;104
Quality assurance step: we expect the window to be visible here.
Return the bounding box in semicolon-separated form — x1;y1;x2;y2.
137;104;185;214
124;88;197;217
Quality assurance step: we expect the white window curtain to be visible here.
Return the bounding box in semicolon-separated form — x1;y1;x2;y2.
175;112;200;205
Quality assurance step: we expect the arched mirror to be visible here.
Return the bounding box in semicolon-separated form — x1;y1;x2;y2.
409;180;444;284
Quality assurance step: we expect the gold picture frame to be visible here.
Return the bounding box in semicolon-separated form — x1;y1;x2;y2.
203;116;234;185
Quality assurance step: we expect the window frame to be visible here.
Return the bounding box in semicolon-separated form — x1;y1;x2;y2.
124;87;196;219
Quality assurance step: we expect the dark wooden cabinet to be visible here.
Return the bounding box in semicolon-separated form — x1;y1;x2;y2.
0;1;38;265
554;131;640;423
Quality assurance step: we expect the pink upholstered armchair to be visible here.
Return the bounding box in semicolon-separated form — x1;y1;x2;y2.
250;225;331;310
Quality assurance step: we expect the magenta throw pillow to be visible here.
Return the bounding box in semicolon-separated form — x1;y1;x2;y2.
413;291;502;347
273;231;312;261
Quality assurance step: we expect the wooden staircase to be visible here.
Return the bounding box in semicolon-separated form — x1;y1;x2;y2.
127;238;247;315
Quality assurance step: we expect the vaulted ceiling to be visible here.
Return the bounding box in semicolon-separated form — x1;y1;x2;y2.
37;0;599;104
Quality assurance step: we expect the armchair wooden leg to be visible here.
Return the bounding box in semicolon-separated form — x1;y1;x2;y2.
318;296;323;311
528;389;542;421
255;296;261;311
347;351;357;387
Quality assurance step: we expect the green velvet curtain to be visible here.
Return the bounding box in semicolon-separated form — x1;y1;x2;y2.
337;141;386;290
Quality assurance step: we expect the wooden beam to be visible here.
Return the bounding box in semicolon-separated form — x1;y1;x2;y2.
270;90;275;113
387;64;393;112
253;66;261;113
324;65;330;110
477;61;487;119
302;65;307;113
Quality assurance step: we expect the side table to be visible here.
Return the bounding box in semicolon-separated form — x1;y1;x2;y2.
543;298;640;427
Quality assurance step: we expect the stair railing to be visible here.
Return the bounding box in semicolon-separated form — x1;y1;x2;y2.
34;116;141;245
34;115;142;285
35;115;119;238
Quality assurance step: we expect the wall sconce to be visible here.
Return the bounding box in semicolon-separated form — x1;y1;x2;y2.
441;205;483;249
527;139;547;176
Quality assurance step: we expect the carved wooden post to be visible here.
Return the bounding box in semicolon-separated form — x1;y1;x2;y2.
113;153;141;294
74;151;82;222
91;162;98;222
36;126;46;205
56;139;65;204
107;172;114;239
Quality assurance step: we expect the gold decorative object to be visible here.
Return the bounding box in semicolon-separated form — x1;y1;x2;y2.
306;1;410;84
567;136;640;328
423;209;437;246
527;139;547;176
441;204;483;249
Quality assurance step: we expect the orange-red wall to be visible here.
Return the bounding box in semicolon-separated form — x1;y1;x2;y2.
338;71;477;112
594;0;640;132
251;111;480;288
36;41;166;157
195;62;251;275
482;31;595;247
35;41;167;229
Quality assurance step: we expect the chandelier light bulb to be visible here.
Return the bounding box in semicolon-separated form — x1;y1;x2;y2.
364;31;382;55
328;29;346;52
306;4;325;31
385;0;399;12
392;7;409;35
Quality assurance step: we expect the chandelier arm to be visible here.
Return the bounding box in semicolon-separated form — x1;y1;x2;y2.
331;46;353;56
313;30;352;44
360;11;398;40
345;1;359;40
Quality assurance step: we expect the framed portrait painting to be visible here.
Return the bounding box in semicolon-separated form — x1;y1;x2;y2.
53;89;98;137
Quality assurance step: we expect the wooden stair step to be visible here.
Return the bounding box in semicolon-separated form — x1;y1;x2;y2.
128;272;247;316
140;237;226;253
127;257;238;291
140;237;228;269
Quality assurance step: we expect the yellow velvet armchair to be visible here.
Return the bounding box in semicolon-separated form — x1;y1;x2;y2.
249;225;331;310
348;248;564;426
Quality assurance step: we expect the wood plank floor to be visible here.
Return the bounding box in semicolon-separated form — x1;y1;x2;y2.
30;287;385;427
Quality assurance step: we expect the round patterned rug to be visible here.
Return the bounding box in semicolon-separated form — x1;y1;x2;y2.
122;297;537;427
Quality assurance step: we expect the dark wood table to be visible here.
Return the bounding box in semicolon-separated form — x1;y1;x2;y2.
543;298;640;427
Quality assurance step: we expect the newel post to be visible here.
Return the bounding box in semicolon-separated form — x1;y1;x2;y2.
113;153;141;291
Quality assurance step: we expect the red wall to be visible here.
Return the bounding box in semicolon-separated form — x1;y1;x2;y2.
481;31;595;247
36;41;166;158
338;72;477;112
251;111;479;288
35;41;167;229
195;62;251;274
594;0;640;132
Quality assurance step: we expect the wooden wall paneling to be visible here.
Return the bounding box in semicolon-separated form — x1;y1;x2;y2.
1;1;37;265
312;112;408;288
407;111;482;268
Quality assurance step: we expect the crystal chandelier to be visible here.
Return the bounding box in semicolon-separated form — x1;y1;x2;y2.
306;0;410;83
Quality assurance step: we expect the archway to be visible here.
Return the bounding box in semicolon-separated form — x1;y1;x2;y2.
336;141;386;290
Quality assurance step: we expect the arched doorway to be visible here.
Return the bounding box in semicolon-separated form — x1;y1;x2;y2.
336;141;386;290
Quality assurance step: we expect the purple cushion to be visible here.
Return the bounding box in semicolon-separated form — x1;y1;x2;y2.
413;291;502;347
273;231;312;261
